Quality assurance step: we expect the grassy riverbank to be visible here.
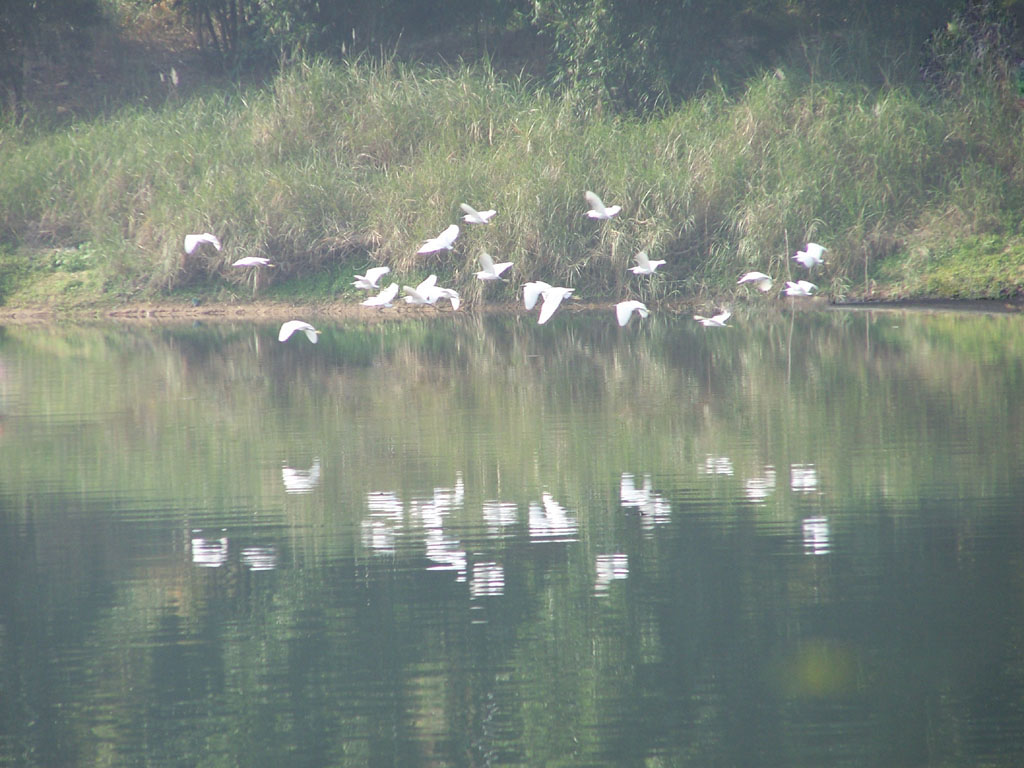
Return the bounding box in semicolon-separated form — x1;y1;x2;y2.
2;51;1024;312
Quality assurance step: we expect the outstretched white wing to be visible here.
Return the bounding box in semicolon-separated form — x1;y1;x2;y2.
279;320;319;343
417;224;460;254
460;203;496;224
184;232;221;254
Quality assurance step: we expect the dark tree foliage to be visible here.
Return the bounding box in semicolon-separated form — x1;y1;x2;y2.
533;0;977;109
171;0;532;68
0;0;103;117
4;0;1023;117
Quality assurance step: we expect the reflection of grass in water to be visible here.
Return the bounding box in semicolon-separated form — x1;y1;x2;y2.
1;310;1020;531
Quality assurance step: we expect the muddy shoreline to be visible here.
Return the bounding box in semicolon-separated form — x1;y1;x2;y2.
0;295;1021;325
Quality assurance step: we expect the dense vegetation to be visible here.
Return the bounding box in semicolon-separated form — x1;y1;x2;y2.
1;1;1024;308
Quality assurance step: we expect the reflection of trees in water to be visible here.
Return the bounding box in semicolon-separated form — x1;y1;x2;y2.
3;310;1024;765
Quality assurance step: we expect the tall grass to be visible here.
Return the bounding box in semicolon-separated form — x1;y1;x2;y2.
1;54;1022;304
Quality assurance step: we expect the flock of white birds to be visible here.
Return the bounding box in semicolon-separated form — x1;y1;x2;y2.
184;192;827;344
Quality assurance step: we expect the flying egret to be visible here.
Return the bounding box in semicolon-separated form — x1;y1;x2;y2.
353;266;390;290
417;224;460;254
403;274;439;305
362;282;399;307
784;280;817;296
232;256;274;268
475;252;513;282
584;190;621;220
537;286;574;325
523;280;552;311
278;320;320;343
460;203;496;225
793;242;827;269
738;271;773;291
694;309;732;327
406;276;461;310
184;233;221;254
630;251;665;275
615;300;650;327
430;286;461;311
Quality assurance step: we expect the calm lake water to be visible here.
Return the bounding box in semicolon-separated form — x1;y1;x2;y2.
1;305;1023;767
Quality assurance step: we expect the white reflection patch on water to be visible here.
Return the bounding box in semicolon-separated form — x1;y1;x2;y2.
744;466;777;503
191;532;228;567
422;527;467;580
363;491;405;554
241;545;278;571
594;553;629;595
529;492;578;541
791;463;819;493
620;473;672;529
412;475;468;580
482;501;518;536
802;516;831;556
282;458;321;494
432;472;464;509
361;518;398;554
470;561;505;598
366;490;403;518
699;455;734;476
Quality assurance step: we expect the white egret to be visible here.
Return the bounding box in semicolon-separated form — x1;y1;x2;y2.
403;274;439;305
584;190;621;220
537;286;574;325
408;275;460;310
353;266;390;290
793;242;827;268
184;233;221;253
630;251;665;275
615;300;650;327
278;320;320;343
523;281;552;311
475;252;513;282
784;280;817;296
737;271;773;291
232;256;274;268
417;224;460;254
431;286;461;311
694;309;732;327
362;282;399;307
460;203;496;225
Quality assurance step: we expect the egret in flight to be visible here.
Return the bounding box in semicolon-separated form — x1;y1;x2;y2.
784;280;817;296
475;252;513;282
615;300;650;327
537;286;575;325
431;286;461;311
417;224;460;254
694;309;732;327
232;256;274;268
523;281;552;311
278;320;320;343
353;266;390;290
184;233;221;254
737;271;773;291
630;251;665;276
585;191;621;220
403;275;439;305
362;283;399;307
793;243;827;269
460;203;496;225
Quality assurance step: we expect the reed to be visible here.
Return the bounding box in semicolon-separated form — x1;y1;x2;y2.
1;53;1022;305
